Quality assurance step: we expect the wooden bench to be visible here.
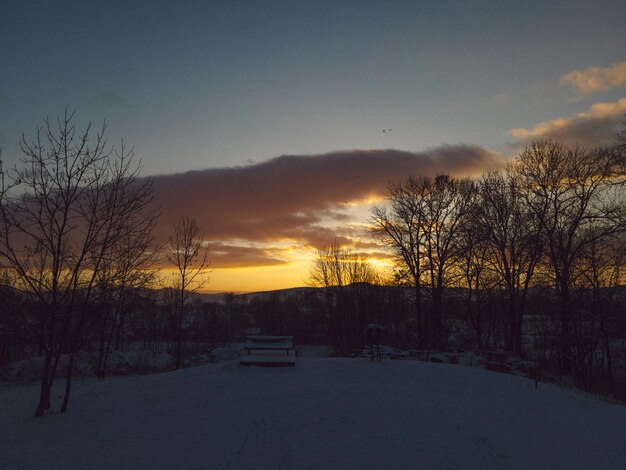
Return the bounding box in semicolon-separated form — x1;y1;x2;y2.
239;335;296;367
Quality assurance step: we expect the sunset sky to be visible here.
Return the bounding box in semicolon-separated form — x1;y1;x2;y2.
2;0;626;292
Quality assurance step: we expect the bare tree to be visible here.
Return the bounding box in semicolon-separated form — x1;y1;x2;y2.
455;212;494;350
573;230;626;390
472;168;544;357
371;176;428;348
308;240;378;354
372;174;474;349
420;175;475;349
517;139;625;378
167;217;210;369
308;240;377;289
94;209;160;380
0;108;157;416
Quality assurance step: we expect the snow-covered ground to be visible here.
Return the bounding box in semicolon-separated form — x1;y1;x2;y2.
1;358;625;469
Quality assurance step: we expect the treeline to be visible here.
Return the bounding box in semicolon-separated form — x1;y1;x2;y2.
307;137;626;396
7;266;621;397
0;282;413;372
364;137;626;394
0;110;208;416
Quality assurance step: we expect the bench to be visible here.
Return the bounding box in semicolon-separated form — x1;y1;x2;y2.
239;335;296;367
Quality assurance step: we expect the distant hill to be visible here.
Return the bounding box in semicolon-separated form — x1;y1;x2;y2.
159;285;318;304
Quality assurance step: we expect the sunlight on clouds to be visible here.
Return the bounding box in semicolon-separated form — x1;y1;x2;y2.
509;118;574;139
560;62;626;96
204;241;394;293
367;256;394;271
508;97;626;144
204;217;391;292
151;146;506;291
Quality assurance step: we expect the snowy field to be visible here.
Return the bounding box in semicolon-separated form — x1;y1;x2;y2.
1;358;626;470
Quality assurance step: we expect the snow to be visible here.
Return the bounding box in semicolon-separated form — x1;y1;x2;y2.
210;347;241;363
0;351;176;385
1;358;626;469
239;356;296;366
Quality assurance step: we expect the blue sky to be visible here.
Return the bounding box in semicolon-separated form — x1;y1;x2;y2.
2;0;625;290
2;0;625;175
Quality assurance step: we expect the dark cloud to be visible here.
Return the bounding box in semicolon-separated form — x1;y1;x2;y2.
149;145;504;253
209;243;288;268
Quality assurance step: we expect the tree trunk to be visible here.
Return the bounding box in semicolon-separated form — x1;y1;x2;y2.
414;280;422;349
176;287;185;369
432;285;443;349
559;282;573;376
96;311;109;379
34;347;53;417
60;352;75;413
101;309;119;380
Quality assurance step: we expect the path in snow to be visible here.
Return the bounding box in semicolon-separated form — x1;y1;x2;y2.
1;358;625;469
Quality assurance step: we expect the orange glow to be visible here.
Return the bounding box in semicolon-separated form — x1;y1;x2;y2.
207;262;310;293
154;245;396;293
156;208;394;293
157;256;313;293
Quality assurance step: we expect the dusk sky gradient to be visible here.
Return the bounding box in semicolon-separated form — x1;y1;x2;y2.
2;0;625;291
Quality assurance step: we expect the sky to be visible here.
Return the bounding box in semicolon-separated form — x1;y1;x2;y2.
1;0;626;292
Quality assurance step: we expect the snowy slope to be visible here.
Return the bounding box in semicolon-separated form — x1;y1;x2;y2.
1;358;625;470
